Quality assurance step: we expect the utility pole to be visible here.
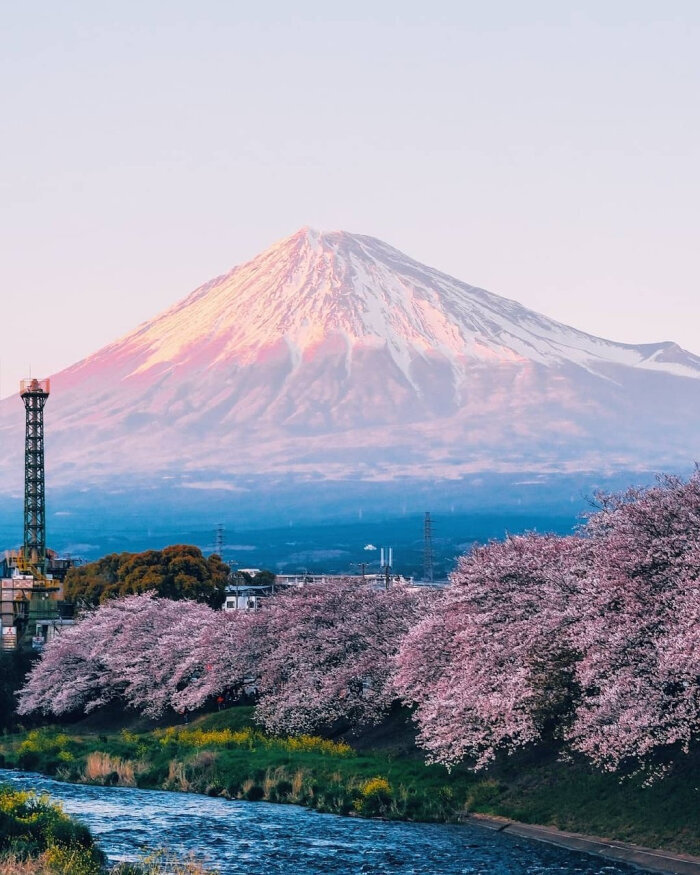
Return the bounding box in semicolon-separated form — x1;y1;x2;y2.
350;562;367;581
380;547;393;590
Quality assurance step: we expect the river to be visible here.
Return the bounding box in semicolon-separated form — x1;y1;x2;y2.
1;770;650;874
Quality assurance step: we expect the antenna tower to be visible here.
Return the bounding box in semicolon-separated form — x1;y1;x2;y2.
423;511;434;584
20;379;50;574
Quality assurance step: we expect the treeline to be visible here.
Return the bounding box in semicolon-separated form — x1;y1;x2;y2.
17;583;427;728
64;544;230;608
20;473;700;781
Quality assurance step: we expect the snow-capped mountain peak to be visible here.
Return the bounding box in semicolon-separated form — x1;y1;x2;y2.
95;227;700;386
1;228;698;492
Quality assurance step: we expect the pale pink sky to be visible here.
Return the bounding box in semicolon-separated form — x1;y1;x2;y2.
1;2;698;398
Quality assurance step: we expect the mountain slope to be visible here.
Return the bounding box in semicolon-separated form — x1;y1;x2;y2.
1;228;699;493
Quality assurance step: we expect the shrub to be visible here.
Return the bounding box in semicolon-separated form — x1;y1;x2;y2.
354;777;393;816
83;752;140;786
0;785;103;873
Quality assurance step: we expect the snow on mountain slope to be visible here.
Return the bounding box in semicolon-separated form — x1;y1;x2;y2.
1;227;699;492
65;227;700;383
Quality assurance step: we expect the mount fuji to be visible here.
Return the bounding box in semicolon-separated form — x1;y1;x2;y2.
1;228;699;517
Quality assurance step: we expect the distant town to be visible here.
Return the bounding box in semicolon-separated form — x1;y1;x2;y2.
1;378;444;654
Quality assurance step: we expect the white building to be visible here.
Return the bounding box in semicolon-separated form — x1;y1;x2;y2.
222;572;416;611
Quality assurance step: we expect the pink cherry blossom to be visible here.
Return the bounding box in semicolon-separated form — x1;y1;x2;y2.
251;579;432;734
566;474;700;774
395;534;585;768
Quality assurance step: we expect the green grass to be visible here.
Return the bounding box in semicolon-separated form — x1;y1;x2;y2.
1;707;698;856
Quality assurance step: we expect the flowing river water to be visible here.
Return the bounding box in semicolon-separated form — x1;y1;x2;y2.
1;770;651;874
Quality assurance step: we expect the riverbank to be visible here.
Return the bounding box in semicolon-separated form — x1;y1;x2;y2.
0;783;212;874
465;815;700;875
1;706;698;861
3;769;652;875
0;783;102;874
0;853;211;875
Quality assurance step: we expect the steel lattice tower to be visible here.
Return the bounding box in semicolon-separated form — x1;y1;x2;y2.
20;378;50;572
423;511;434;584
215;523;224;556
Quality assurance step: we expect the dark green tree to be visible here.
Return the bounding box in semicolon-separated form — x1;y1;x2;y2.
64;545;230;608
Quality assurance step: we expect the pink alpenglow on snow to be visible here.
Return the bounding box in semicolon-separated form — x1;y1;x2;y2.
2;228;700;490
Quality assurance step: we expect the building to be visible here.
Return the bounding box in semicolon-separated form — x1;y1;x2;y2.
0;565;73;652
222;572;416;612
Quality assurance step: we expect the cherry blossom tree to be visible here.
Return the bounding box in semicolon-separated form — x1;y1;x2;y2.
110;597;217;718
397;474;700;777
18;594;218;717
395;534;586;769
18;582;429;729
251;579;432;735
17;615;112;716
170;608;264;713
567;473;700;775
